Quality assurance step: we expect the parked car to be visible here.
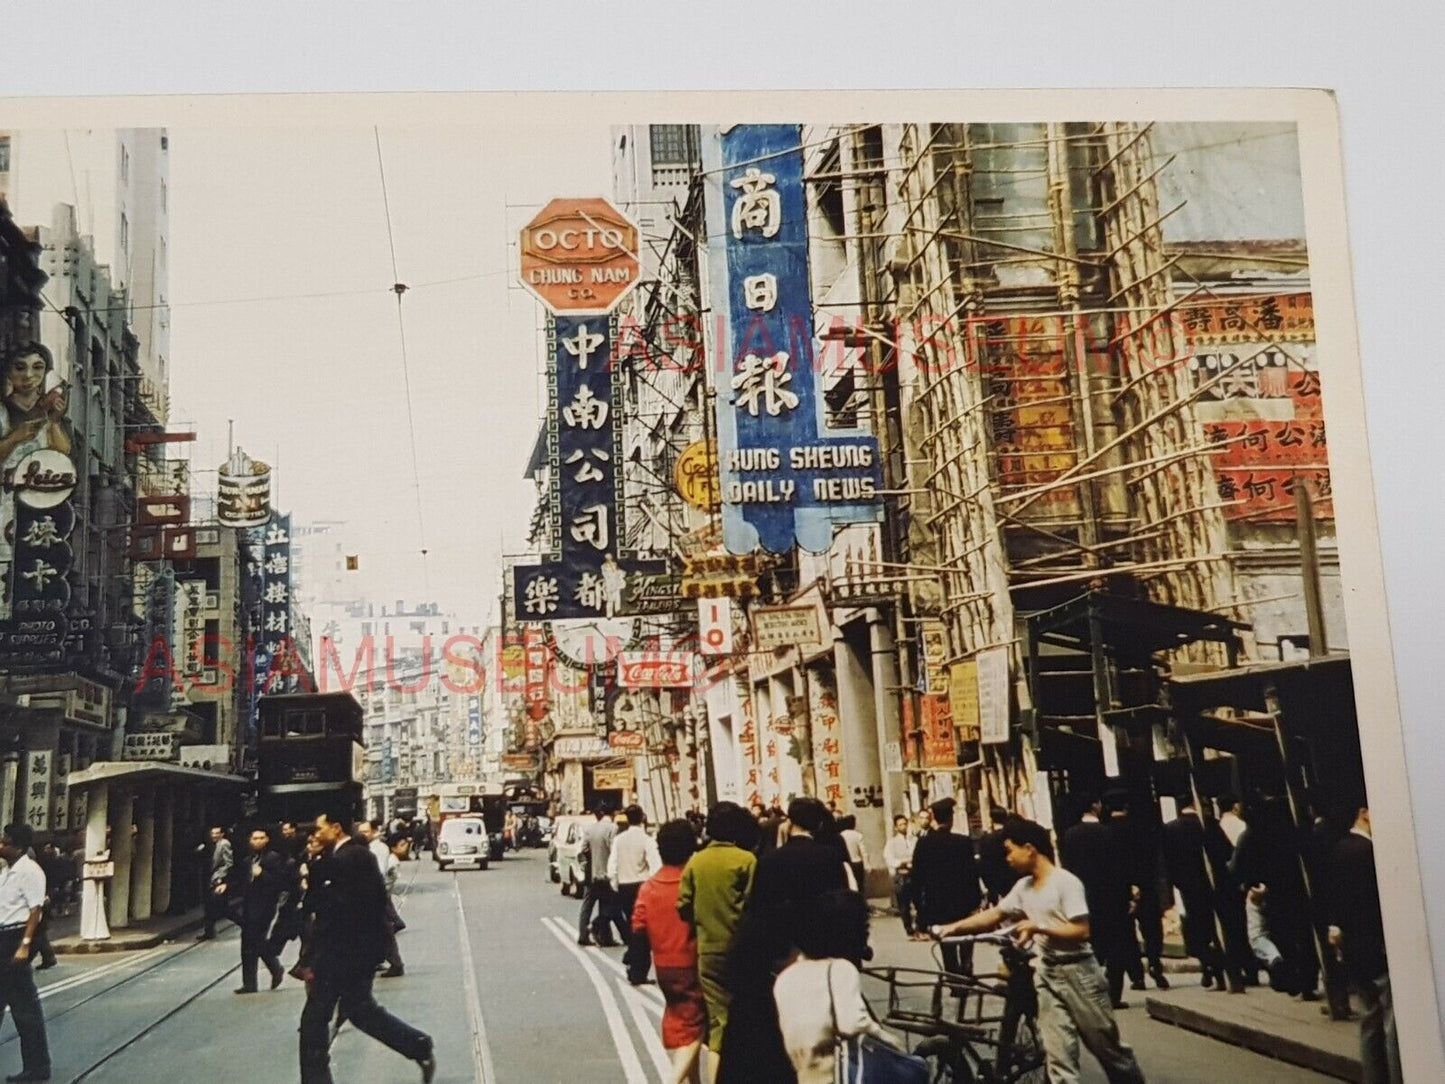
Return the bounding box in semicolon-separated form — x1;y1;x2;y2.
548;814;591;895
436;815;491;871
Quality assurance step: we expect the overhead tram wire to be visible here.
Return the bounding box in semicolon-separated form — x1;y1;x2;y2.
374;125;431;596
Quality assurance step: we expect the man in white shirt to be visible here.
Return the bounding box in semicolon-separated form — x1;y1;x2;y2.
358;822;404;979
0;824;50;1082
883;814;919;938
1218;794;1246;848
934;819;1146;1084
607;805;660;984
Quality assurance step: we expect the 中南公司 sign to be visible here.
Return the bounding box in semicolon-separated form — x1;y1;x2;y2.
510;313;664;622
706;124;883;555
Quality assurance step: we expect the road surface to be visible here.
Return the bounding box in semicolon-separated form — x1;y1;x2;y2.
2;852;1335;1082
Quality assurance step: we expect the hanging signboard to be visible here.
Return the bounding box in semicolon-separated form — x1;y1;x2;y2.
608;730;645;751
255;515;295;692
707;124;883;555
518;198;641;315
920;621;949;695
510;312;664;621
752;587;829;654
976;647;1011;745
553;735;612;761
0;449;77;669
23;750;51;831
217;448;272;528
697;598;734;655
674;439;721;511
618;651;698;689
122;733;182;762
523;625;551;722
949;658;981;743
592;764;635;791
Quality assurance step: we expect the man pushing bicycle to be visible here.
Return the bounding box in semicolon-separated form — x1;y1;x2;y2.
931;819;1147;1084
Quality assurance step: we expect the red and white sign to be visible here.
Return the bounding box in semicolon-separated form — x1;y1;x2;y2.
697;598;734;656
608;730;645;751
519;198;641;315
523;626;551;721
618;650;698;689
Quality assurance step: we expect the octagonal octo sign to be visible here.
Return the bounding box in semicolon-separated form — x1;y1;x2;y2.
519;197;641;315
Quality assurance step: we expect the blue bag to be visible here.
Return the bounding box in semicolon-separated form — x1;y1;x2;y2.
828;961;931;1084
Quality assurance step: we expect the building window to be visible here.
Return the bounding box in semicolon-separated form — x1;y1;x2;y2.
649;125;689;166
120;212;129;257
0;137;10;172
160;179;167;213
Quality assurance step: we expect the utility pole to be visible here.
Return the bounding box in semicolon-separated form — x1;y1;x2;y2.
1294;480;1327;656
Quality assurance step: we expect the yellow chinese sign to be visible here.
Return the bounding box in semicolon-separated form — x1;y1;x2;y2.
949;659;980;742
674;439;721;511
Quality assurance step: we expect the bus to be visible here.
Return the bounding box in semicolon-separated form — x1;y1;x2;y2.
256;691;366;825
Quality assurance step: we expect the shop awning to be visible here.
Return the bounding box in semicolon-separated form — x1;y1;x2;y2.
66;761;249;789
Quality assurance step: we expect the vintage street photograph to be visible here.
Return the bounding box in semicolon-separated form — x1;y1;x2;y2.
0;91;1431;1083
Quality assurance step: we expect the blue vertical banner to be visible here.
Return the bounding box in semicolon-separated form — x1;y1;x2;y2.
711;124;883;555
511;316;663;622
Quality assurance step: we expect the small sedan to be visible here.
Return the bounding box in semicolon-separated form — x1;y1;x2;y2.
436;816;491;871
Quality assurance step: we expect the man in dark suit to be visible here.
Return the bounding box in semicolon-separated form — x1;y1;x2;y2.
976;805;1021;904
298;814;435;1084
1328;807;1400;1084
717;796;848;1084
235;826;288;994
910;798;982;977
1060;793;1133;1006
1162;793;1226;988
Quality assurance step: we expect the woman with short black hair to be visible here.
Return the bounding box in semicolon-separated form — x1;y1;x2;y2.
773;890;898;1084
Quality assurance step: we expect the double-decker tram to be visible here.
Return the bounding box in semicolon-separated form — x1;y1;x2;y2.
256;691;366;824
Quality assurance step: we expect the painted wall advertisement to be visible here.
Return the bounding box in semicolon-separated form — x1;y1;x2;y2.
1182;293;1329;523
23;750;51;831
808;670;844;810
709;124;883;555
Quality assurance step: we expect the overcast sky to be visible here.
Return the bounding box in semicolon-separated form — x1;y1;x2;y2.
161;123;615;626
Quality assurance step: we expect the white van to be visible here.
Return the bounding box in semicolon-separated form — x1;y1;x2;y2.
436;816;491;871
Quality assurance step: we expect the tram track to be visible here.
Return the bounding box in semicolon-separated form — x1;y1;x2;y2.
0;933;232;1051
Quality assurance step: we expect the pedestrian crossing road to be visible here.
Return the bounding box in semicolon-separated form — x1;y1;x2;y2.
0;854;1336;1082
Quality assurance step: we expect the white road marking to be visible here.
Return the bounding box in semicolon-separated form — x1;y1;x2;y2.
454;876;498;1083
550;915;665;1007
616;976;672;1081
540;918;651;1084
37;945;170;998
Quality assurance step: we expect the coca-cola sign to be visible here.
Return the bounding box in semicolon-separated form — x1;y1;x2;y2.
608;730;645;751
618;650;698;690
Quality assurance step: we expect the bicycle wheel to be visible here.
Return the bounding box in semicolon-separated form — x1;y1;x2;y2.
999;1013;1048;1084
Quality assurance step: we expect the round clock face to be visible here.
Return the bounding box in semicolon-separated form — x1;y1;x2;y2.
548;617;637;669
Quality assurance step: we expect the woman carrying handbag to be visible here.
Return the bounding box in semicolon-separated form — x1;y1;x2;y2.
774;891;926;1084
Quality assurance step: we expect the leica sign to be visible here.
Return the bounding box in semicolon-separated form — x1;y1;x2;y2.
519;198;641;314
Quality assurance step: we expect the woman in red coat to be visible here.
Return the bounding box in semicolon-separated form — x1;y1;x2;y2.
632;820;707;1083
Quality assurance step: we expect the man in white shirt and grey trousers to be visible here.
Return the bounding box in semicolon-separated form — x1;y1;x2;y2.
0;824;51;1082
607;805;661;984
